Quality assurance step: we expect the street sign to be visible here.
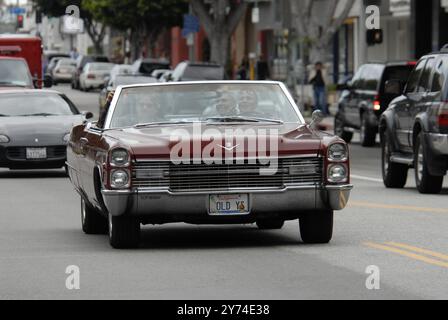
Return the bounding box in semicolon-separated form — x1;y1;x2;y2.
182;14;200;38
9;7;26;15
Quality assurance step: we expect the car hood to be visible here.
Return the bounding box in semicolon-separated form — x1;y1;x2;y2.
104;123;327;160
0;115;84;146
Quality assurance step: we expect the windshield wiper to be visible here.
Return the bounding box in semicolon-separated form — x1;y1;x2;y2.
205;116;284;124
18;113;58;117
0;114;10;117
133;120;197;128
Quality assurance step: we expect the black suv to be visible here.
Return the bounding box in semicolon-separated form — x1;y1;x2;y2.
335;62;415;146
380;47;448;194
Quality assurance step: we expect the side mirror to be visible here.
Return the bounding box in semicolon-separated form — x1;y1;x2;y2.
82;111;94;120
309;110;325;128
385;79;403;95
43;75;53;88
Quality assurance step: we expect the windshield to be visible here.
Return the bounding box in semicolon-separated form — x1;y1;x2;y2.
0;93;79;117
109;83;300;128
140;62;170;74
0;60;33;87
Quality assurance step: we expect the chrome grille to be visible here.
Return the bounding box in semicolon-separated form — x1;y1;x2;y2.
132;157;323;192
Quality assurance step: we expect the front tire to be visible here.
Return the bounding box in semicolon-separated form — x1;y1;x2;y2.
256;219;284;230
382;130;408;188
414;133;443;194
108;214;140;249
81;198;108;235
299;210;333;244
334;113;353;143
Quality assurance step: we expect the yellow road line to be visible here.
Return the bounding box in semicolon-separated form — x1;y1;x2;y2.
363;242;448;269
385;242;448;262
350;201;448;214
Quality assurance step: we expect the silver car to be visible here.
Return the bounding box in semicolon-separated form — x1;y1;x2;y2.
0;89;92;170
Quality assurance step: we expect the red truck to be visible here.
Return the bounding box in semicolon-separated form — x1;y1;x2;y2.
0;34;51;88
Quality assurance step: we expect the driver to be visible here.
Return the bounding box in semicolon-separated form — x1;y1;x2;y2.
203;92;238;117
237;89;261;117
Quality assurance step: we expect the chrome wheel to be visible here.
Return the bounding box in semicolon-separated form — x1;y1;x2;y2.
416;142;424;184
108;213;113;239
383;138;390;174
81;198;86;225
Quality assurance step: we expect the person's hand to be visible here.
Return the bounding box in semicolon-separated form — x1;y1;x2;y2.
106;90;115;105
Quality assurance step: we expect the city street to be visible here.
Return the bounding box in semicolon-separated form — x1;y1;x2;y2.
0;85;447;300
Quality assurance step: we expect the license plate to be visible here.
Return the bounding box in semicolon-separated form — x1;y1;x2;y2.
209;194;250;216
26;148;47;159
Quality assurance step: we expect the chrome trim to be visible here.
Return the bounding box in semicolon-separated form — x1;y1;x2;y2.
101;184;353;216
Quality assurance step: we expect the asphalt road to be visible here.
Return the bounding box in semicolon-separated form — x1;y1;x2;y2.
0;85;447;300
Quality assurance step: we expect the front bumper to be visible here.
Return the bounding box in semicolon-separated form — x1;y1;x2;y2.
0;145;66;169
426;133;448;155
102;185;353;218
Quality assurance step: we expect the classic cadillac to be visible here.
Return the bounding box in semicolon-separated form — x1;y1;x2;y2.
67;81;353;248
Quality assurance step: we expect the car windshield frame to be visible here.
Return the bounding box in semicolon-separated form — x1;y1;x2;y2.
104;81;305;129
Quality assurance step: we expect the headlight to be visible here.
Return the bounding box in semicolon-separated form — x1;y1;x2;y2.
110;169;130;188
327;164;348;183
0;134;10;143
110;148;130;166
63;133;71;143
328;143;348;161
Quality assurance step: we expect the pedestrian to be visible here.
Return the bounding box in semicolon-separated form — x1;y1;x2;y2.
237;57;249;80
256;55;270;80
70;47;79;60
309;62;329;115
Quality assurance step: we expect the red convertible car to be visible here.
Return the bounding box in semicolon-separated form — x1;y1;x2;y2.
67;81;353;248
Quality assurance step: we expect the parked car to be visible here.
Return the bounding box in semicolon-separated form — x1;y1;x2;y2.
159;70;173;82
52;58;76;85
99;74;157;111
335;61;416;146
72;55;110;90
79;62;114;91
0;57;34;88
169;61;225;82
67;81;353;248
150;68;171;81
380;46;448;194
0;89;92;170
109;64;133;79
131;58;170;76
43;51;70;74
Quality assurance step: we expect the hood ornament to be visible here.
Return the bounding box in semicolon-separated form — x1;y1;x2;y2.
218;142;239;151
35;138;39;143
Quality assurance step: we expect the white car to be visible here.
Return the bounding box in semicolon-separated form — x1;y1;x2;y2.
79;62;114;91
52;58;76;84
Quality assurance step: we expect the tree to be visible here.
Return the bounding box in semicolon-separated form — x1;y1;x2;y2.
190;0;248;67
83;0;187;60
32;0;106;54
290;0;356;63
